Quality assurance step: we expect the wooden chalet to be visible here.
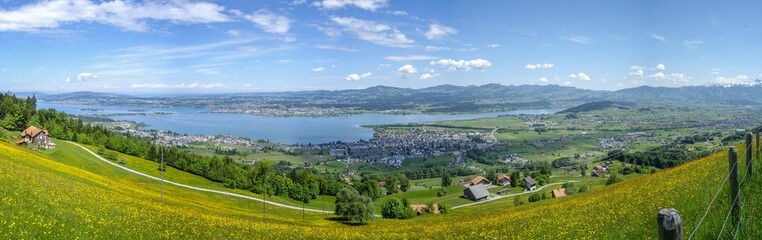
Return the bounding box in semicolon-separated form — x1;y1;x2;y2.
17;126;55;149
470;176;492;186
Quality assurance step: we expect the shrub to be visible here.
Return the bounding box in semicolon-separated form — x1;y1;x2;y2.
528;193;542;202
606;172;622;186
104;151;118;161
514;196;524;206
97;145;106;155
381;198;408;219
438;203;450;214
335;188;374;224
118;157;127;165
578;184;588;193
436;188;447;197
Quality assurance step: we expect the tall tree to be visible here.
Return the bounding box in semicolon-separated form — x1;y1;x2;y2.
334;188;374;224
441;173;452;188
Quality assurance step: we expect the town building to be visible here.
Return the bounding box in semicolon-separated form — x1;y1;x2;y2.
464;184;489;201
497;174;511;186
470;176;492;186
523;177;537;191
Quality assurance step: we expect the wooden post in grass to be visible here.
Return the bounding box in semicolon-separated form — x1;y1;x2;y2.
657;208;683;240
729;146;739;224
757;128;762;160
161;147;164;204
746;133;753;176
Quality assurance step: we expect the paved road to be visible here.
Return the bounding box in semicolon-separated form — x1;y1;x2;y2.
452;180;578;209
67;141;336;214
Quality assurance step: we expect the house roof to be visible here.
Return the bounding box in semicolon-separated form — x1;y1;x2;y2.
470;176;491;185
15;139;26;144
465;184;490;200
21;126;48;138
552;188;567;198
410;204;439;214
497;174;510;181
524;177;536;186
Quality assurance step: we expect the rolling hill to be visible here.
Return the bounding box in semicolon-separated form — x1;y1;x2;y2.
38;83;762;115
1;138;758;239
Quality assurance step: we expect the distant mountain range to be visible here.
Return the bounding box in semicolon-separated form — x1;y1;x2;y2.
38;82;762;114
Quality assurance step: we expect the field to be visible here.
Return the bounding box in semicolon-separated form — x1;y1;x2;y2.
2;138;760;239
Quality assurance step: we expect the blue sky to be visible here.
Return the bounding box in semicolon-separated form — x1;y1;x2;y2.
1;0;761;94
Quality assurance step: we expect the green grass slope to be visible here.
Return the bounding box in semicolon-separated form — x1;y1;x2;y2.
1;140;760;239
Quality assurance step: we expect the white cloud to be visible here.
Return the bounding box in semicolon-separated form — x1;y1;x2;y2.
561;35;594;44
64;77;71;83
315;44;359;52
647;72;664;79
419;73;439;80
76;72;98;81
424;24;457;40
655;64;665;70
714;74;749;84
684;40;704;48
568;72;590;81
131;82;228;89
710;71;720;75
226;30;240;36
650;33;666;42
385;55;437;61
648;72;692;83
630;65;645;70
397;64;418;77
131;83;169;88
538;77;548;82
431;58;492;71
564;81;572;85
313;0;388;11
311;67;325;72
525;63;554;69
244;9;291;34
0;0;231;32
392;10;407;16
345;72;372;81
629;69;644;77
330;16;413;48
486;44;500;48
424;46;450;51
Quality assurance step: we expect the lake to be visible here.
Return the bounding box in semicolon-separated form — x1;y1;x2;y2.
38;101;562;145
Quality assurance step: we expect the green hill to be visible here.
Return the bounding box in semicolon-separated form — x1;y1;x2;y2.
559;101;633;113
1;138;759;239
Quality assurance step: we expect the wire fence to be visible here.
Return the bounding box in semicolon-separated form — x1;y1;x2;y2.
685;138;757;240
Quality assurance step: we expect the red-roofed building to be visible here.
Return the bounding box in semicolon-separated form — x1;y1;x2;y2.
18;126;55;149
497;174;511;186
410;204;439;215
552;188;567;198
470;176;491;186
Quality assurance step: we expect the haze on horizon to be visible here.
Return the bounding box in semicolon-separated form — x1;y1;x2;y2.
1;0;761;94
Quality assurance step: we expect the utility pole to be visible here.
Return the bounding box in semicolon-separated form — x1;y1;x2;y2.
161;147;164;204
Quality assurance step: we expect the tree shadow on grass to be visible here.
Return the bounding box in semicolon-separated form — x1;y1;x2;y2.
326;216;372;226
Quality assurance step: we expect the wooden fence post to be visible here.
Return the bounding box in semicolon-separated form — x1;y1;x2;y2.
729;146;739;224
757;128;762;160
746;133;753;176
657;208;683;240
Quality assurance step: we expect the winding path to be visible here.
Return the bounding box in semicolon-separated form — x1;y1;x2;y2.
66;141;335;214
452;180;578;209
